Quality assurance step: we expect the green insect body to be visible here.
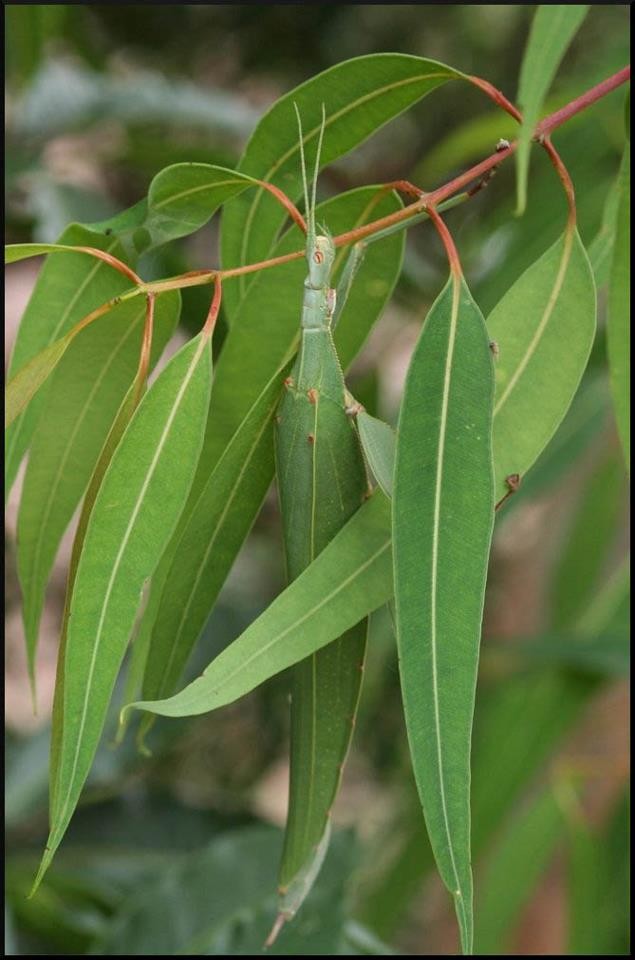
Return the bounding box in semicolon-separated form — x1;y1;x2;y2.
273;108;369;925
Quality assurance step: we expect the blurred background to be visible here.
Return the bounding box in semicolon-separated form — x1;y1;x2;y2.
5;4;630;955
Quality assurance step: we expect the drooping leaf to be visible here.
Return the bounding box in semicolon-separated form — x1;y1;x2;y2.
17;293;180;683
5;226;133;498
515;5;589;213
474;788;563;954
357;412;396;498
221;53;461;317
607;139;630;469
128;489;392;721
393;274;495;955
488;228;596;501
49;381;147;822
34;332;213;890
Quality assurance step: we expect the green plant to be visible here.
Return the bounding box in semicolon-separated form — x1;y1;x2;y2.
5;7;630;956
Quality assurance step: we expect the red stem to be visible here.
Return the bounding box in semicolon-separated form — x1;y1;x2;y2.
426;206;462;277
135;295;155;396
73;246;141;285
537;65;630;137
203;275;223;337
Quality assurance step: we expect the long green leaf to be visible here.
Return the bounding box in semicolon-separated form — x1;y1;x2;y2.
607;139;630;469
17;293;179;684
393;274;495;955
488;228;596;501
515;5;589;213
5;226;132;498
33;332;213;891
221;53;460;317
49;381;148;821
128;489;392;720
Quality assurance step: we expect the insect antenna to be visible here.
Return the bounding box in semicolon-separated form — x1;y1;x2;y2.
293;102;311;239
310;103;327;236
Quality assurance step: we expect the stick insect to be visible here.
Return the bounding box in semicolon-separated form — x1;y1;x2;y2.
269;105;370;944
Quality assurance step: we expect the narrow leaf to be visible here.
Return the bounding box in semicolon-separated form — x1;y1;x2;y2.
34;332;213;889
357;412;396;497
607;140;630;469
516;5;589;213
49;380;146;821
17;293;179;683
488;228;596;501
5;226;132;497
221;53;460;317
128;489;392;720
393;274;495;955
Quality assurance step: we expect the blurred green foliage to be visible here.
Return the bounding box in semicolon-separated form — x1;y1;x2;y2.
5;5;629;956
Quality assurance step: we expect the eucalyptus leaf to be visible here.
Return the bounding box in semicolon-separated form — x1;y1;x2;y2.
516;5;589;213
488;229;596;501
393;274;495;955
17;293;180;683
128;489;392;720
34;332;213;890
5;226;132;498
